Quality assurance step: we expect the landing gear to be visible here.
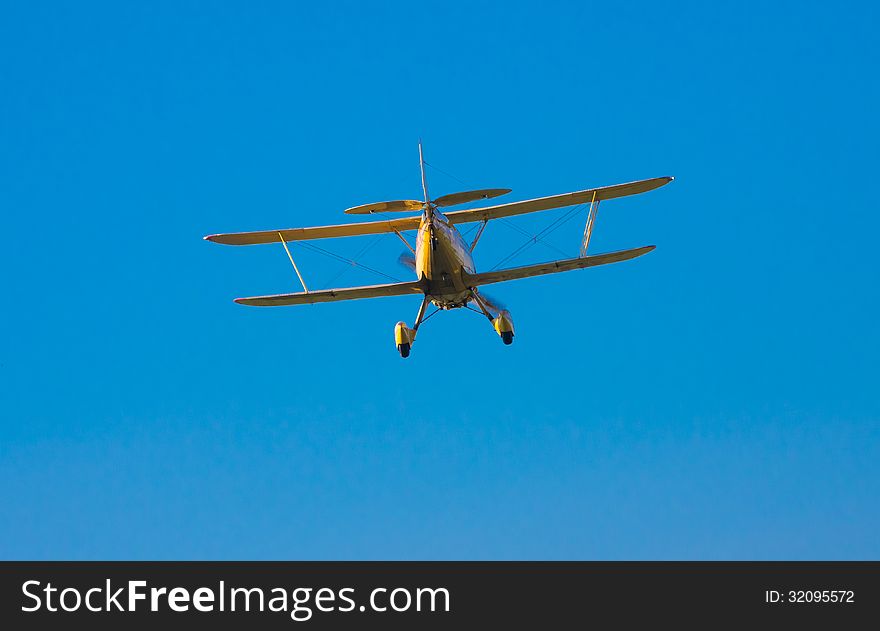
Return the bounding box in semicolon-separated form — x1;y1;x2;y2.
471;290;515;346
393;295;431;358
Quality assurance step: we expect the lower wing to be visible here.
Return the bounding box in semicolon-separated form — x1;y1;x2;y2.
234;280;424;306
233;247;652;306
463;246;655;287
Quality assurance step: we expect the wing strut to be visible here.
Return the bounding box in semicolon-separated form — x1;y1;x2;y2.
579;190;599;257
278;232;309;293
394;230;415;254
469;220;488;252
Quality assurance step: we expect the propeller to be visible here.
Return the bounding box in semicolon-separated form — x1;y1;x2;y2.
398;252;416;272
474;289;506;316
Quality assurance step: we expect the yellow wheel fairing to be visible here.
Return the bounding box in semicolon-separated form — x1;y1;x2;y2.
493;310;514;336
394;322;417;346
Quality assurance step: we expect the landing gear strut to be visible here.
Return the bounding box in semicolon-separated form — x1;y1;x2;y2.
471;291;515;346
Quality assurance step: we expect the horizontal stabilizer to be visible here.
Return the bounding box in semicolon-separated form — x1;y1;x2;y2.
463;246;655;287
235;280;424;306
344;199;424;215
433;188;511;208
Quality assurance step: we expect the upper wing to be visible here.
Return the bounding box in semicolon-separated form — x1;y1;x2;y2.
234;280;424;306
205;215;422;245
463;246;655;287
205;177;671;244
445;177;673;225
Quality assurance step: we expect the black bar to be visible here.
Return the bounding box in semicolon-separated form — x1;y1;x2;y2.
1;562;876;628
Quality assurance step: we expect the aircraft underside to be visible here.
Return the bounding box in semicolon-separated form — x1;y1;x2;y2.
395;216;515;358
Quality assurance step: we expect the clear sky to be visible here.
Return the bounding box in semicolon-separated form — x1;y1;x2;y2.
1;1;878;560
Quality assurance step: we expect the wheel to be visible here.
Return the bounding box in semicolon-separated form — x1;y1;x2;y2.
501;331;514;345
397;342;411;358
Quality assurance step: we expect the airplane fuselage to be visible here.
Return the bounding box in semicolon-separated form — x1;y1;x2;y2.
415;209;476;308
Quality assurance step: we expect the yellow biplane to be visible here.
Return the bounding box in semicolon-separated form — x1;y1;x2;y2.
205;144;673;357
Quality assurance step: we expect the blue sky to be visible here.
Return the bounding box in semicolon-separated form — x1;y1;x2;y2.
1;1;878;559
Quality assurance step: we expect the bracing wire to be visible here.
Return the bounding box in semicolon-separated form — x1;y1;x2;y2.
322;232;389;287
489;203;587;271
424;160;576;263
462;304;489;317
310;206;421;288
496;217;570;259
419;306;442;325
423;161;469;187
296;240;402;284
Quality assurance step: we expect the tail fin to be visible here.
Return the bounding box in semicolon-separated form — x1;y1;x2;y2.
418;140;431;212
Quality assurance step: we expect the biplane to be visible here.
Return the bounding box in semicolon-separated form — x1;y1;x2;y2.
205;144;673;357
